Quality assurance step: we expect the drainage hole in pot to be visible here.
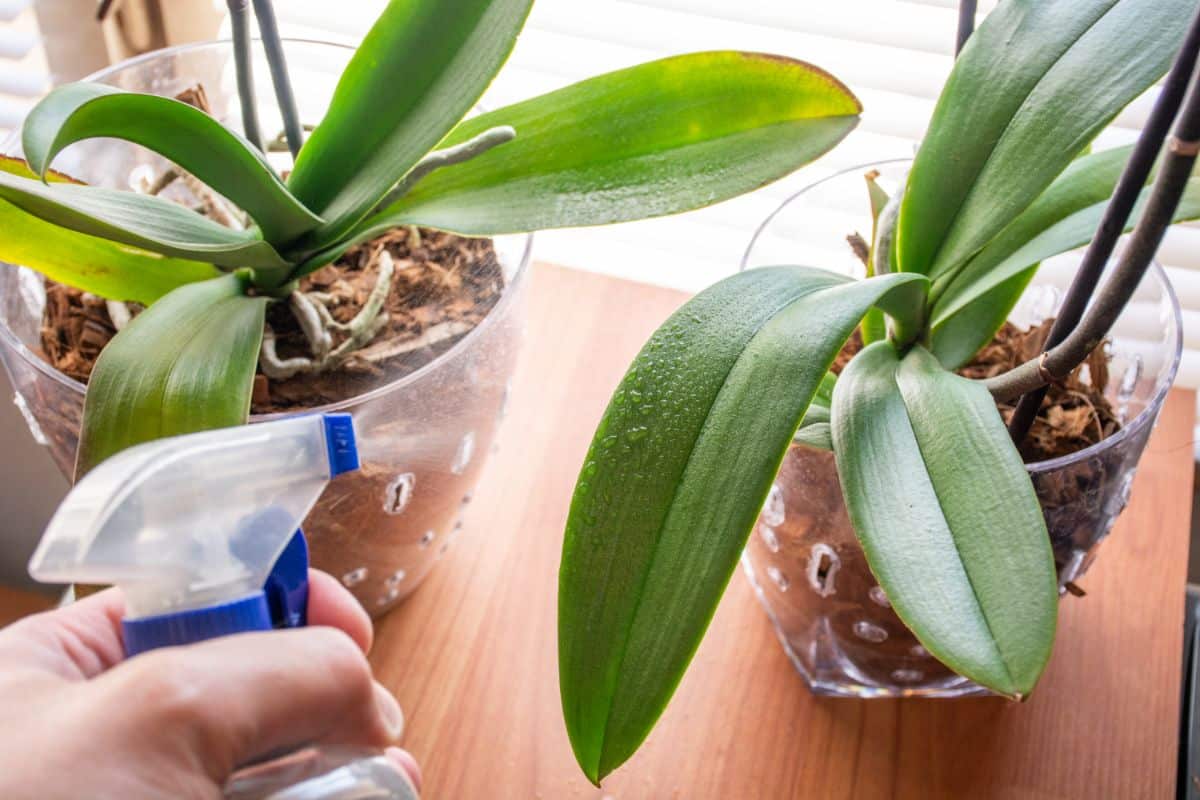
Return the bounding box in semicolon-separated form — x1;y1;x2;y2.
891;668;924;684
342;567;368;587
766;566;790;592
758;523;780;553
383;473;416;516
852;620;888;643
806;543;839;597
761;484;785;527
451;432;475;475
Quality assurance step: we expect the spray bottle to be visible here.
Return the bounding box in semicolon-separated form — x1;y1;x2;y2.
28;413;417;799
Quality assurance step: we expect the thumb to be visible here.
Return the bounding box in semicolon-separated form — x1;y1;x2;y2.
96;626;403;782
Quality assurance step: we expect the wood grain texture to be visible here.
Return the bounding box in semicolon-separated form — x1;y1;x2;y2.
0;587;55;628
0;265;1183;796
378;264;1190;797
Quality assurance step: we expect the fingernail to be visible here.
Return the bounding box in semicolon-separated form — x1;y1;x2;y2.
374;682;404;740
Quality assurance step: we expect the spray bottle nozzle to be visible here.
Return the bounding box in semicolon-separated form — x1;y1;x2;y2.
30;413;359;655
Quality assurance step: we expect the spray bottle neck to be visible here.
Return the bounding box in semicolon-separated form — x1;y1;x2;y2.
122;529;312;656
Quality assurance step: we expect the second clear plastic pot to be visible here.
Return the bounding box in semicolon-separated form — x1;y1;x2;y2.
740;160;1183;697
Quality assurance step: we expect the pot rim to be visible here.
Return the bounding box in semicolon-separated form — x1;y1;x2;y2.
743;157;1184;475
0;37;534;420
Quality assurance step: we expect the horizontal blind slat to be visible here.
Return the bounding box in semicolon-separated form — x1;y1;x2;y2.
629;0;961;55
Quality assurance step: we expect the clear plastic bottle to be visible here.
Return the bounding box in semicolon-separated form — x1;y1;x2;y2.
29;414;416;799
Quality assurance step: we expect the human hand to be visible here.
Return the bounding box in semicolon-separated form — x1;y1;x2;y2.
0;570;420;799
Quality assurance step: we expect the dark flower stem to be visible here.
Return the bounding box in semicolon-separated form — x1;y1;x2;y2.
251;0;305;160
955;0;978;57
985;60;1200;404
1002;5;1200;440
227;0;264;151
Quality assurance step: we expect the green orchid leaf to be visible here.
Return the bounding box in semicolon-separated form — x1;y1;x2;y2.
22;83;321;244
559;266;928;784
929;175;1200;368
793;420;833;451
861;171;890;343
0;168;289;275
813;369;838;408
930;264;1038;371
287;0;534;236
801;404;831;426
832;342;1057;697
795;372;837;451
0;156;219;303
76;273;268;476
357;52;860;239
898;0;1193;279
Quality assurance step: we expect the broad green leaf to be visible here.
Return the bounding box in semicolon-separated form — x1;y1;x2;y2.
559;266;927;783
22;83;321;244
357;52;860;239
287;0;534;235
930;264;1037;370
898;0;1192;278
832;343;1057;697
929;145;1135;308
0;168;289;275
76;273;267;475
0;156;219;303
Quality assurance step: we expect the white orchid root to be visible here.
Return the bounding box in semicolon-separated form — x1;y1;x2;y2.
259;251;397;379
105;300;133;332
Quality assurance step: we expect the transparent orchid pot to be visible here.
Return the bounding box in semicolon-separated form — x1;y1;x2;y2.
740;160;1182;697
0;40;531;616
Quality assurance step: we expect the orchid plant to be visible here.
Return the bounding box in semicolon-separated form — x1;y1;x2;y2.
0;0;862;476
558;0;1200;783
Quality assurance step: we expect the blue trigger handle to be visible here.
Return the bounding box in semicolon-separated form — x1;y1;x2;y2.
265;530;310;629
122;531;311;656
121;413;357;657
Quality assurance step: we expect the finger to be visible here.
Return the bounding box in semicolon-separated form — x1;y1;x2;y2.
102;626;402;781
385;748;422;794
306;569;372;653
0;569;374;684
0;588;126;679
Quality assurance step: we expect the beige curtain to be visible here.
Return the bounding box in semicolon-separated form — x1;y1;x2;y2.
34;0;223;81
99;0;223;62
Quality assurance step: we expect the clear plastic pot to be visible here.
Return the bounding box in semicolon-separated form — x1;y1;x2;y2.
0;40;531;615
740;160;1182;697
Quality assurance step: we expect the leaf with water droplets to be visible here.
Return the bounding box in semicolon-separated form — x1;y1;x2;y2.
558;266;928;783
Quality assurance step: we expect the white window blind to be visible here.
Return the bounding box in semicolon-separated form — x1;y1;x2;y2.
267;0;1200;388
0;0;49;135
8;3;1190;387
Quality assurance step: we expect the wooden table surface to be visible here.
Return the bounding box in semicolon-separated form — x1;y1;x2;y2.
371;263;1197;800
0;263;1189;798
